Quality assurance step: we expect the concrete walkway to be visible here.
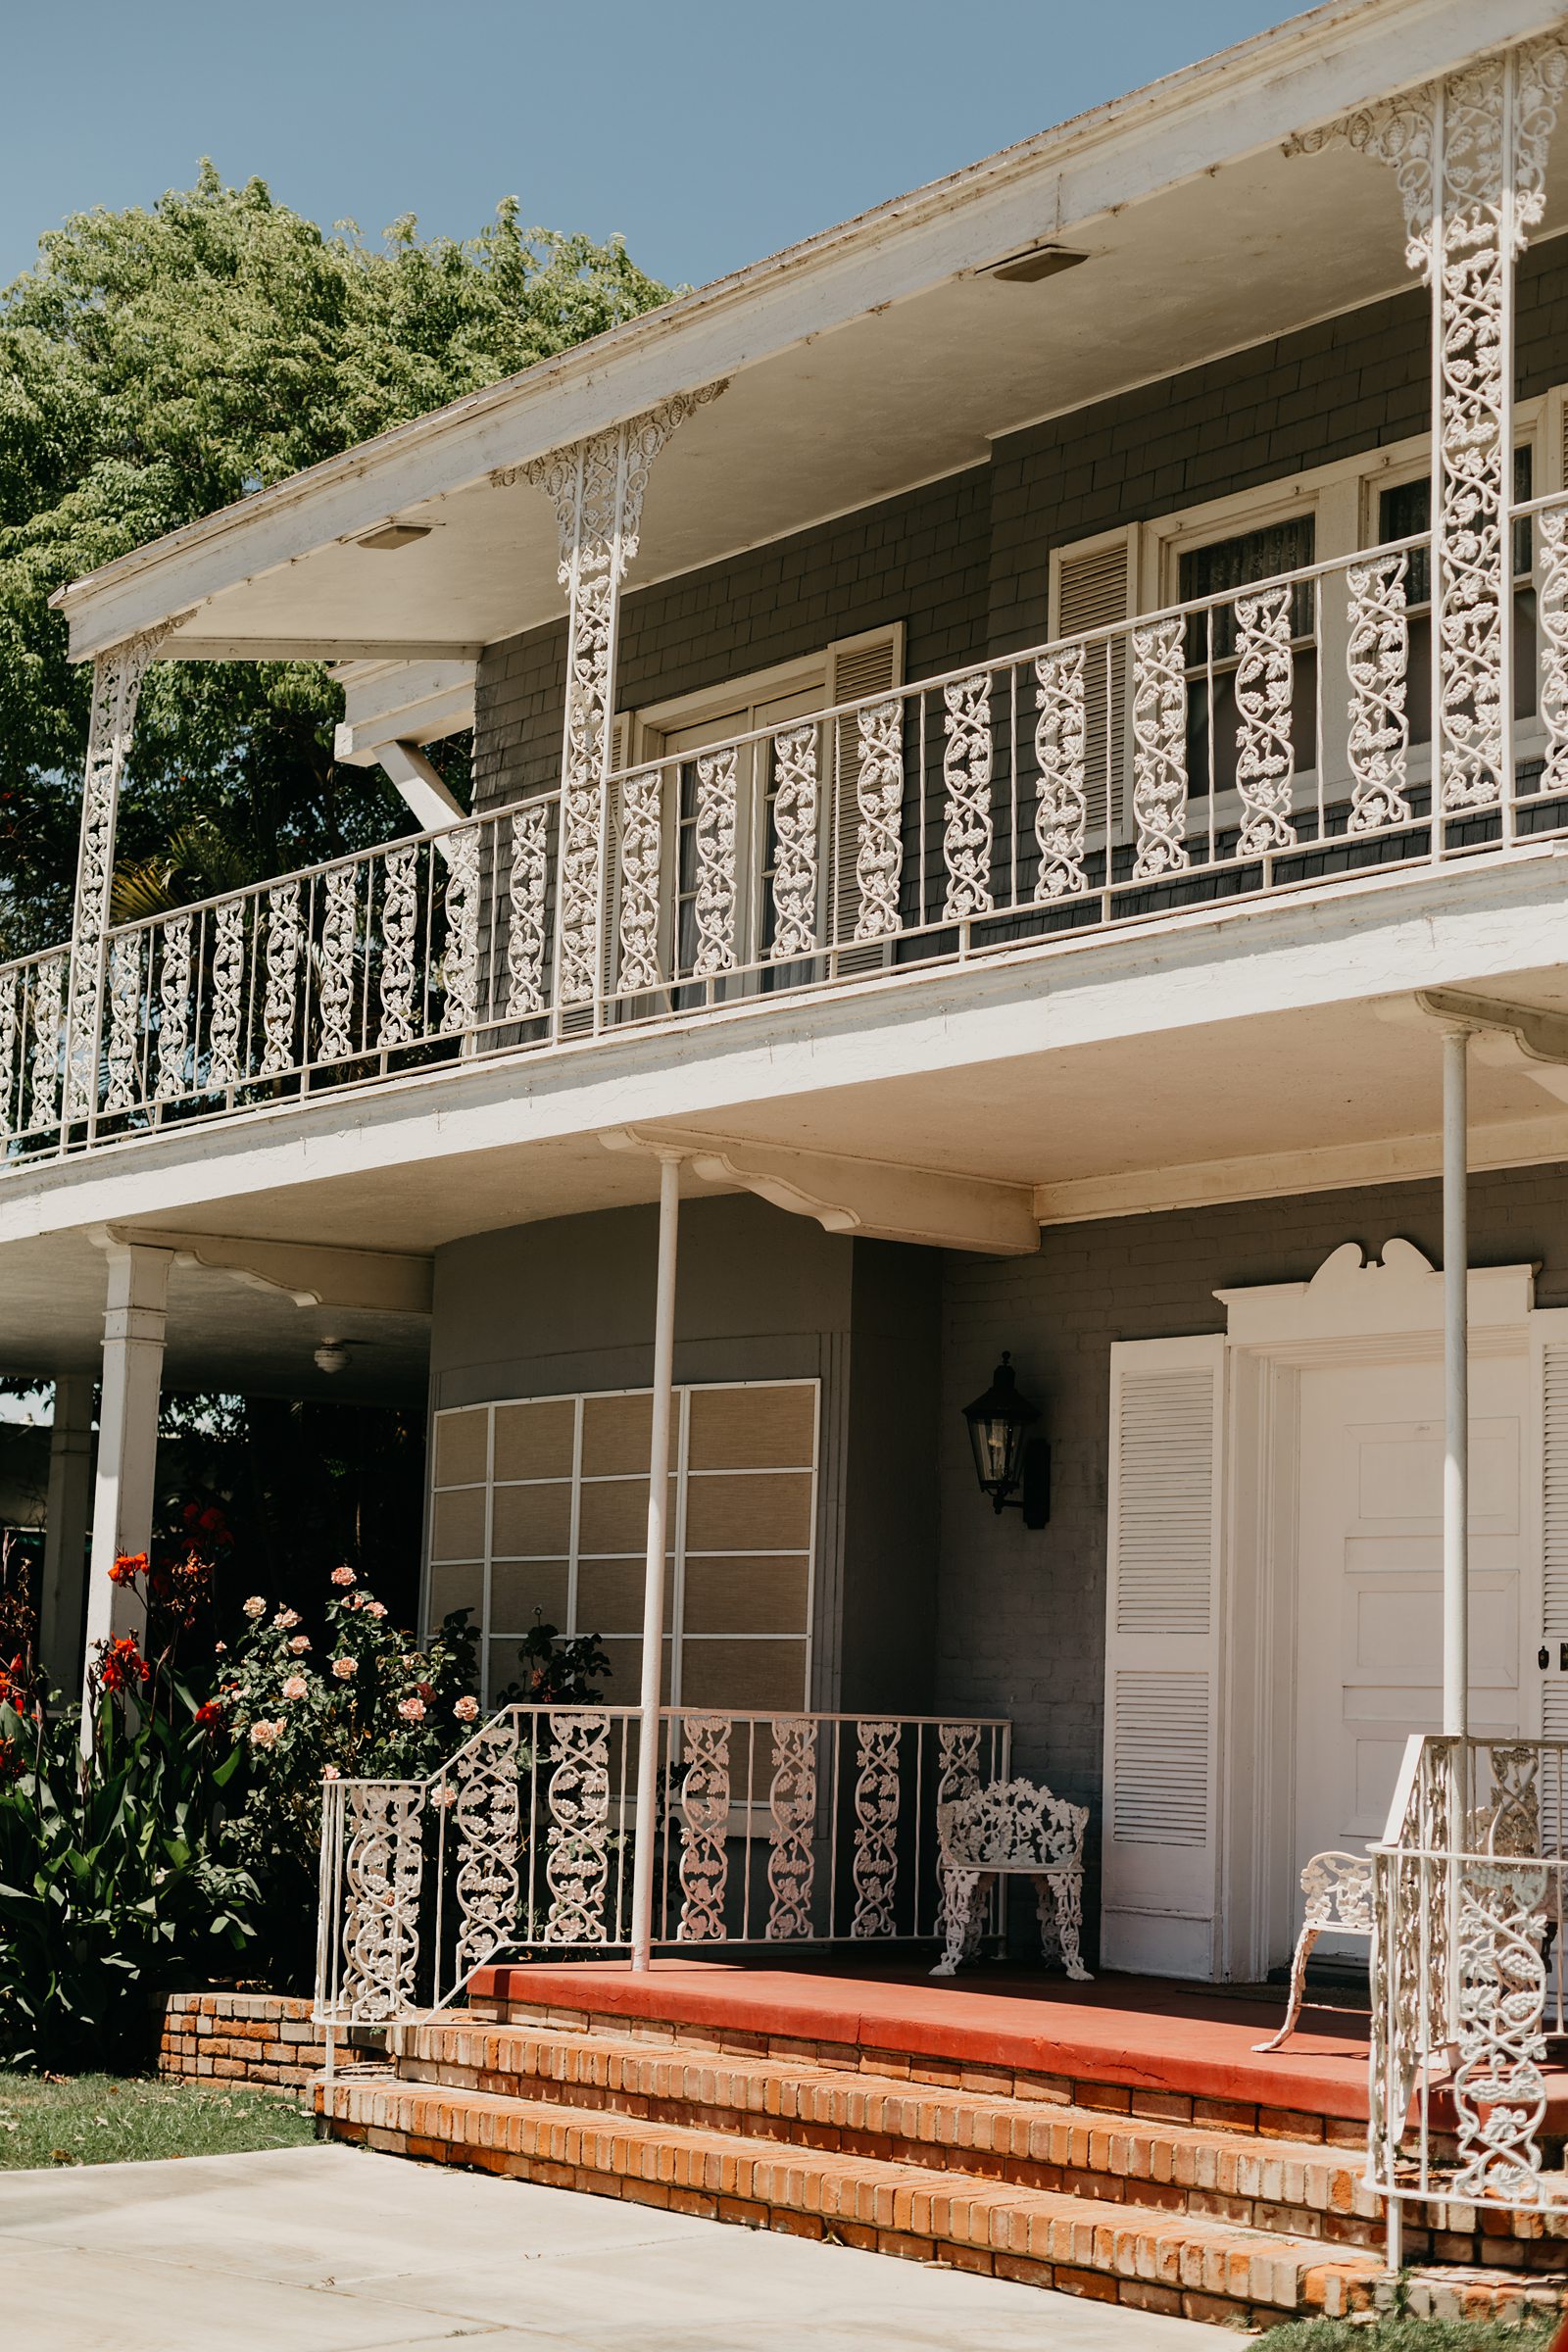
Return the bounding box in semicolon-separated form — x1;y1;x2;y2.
0;2142;1216;2351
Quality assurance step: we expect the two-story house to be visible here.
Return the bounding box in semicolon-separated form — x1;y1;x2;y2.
5;8;1568;2298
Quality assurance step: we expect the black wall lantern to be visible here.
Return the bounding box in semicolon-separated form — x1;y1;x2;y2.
962;1352;1050;1529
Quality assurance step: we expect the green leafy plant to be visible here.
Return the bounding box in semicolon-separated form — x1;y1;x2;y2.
0;1550;256;2073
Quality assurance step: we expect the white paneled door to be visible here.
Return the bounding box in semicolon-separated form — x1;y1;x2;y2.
1293;1352;1530;1893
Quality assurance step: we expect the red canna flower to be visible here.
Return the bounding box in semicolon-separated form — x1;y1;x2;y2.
108;1553;147;1586
192;1700;225;1733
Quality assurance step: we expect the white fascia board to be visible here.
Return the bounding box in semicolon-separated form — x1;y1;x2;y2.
7;842;1568;1247
53;0;1556;661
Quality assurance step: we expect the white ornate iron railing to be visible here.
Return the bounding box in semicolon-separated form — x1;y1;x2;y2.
16;496;1568;1166
0;942;72;1155
1367;1734;1567;2231
315;1704;1010;2028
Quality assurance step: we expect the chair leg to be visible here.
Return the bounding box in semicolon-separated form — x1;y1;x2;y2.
1036;1873;1092;1982
930;1869;984;1978
1253;1925;1319;2052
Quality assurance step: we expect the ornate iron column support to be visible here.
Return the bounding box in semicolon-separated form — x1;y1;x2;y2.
63;630;168;1126
511;384;725;1017
1294;39;1568;829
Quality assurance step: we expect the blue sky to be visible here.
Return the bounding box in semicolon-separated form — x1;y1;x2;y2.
3;0;1301;292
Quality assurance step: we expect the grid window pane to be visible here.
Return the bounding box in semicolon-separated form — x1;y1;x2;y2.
492;1481;573;1557
427;1560;484;1626
576;1555;675;1635
581;1393;653;1475
434;1408;488;1488
687;1384;814;1471
490;1558;569;1632
684;1470;812;1551
682;1553;810;1636
494;1398;575;1481
431;1487;486;1563
679;1639;808;1711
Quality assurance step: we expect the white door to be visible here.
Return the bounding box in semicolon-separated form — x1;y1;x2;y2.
1294;1350;1530;1886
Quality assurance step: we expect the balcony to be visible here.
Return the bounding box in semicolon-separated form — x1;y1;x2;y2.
5;500;1565;1171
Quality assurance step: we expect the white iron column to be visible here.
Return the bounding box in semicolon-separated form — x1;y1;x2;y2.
515;384;725;1022
629;1153;682;1971
63;632;164;1127
82;1240;172;1707
39;1372;94;1699
1442;1027;1471;1737
1297;38;1568;833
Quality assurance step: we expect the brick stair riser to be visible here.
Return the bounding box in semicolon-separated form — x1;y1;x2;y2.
320;2073;1379;2329
465;1994;1360;2142
391;2026;1568;2269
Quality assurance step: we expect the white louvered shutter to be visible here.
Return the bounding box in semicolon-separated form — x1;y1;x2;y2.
826;624;905;973
1101;1334;1226;1980
1052;529;1134;841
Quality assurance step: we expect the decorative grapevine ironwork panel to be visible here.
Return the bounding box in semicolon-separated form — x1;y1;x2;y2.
377;848;418;1048
0;967;16;1140
341;1782;424;2023
692;749;738;980
677;1712;732;1940
1130;619;1190;879
452;1718;522;1980
65;627;167;1124
440;827;480;1036
507;806;551;1017
769;725;818;961
1233;585;1298;853
517;386;725;1010
849;1718;901;1938
103;938;142;1114
1347;552;1413;831
261;885;301;1077
616;767;662;995
318;865;358;1065
764;1716;816;1940
854;702;904;942
1540;508;1568;794
1451;1858;1551;2203
1033;647;1088;900
28;956;65;1131
942;674;994;919
207;902;245;1091
543;1711;612;1942
154;916;192;1105
936;1722;983;1808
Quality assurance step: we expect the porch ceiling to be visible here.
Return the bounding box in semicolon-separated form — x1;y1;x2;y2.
9;953;1568;1392
54;0;1568;663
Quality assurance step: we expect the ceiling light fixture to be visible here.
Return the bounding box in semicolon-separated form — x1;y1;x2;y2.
314;1338;352;1374
980;245;1089;285
356;521;433;552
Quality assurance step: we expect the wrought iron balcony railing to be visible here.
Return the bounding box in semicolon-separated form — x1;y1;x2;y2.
6;501;1568;1167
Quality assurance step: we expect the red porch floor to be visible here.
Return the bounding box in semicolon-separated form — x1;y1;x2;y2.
469;1957;1378;2124
468;1955;1568;2135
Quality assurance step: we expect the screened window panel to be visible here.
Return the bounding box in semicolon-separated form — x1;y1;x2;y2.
430;1487;486;1563
576;1555;676;1634
679;1639;808;1711
578;1477;675;1554
682;1553;810;1636
581;1393;654;1475
489;1559;570;1632
687;1383;816;1470
493;1398;575;1481
684;1470;812;1552
491;1481;573;1557
427;1561;484;1626
434;1407;488;1488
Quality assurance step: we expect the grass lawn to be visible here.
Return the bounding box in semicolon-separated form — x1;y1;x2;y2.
0;2074;317;2169
1264;2323;1560;2350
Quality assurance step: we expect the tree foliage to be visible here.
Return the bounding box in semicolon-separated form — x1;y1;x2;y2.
0;165;671;956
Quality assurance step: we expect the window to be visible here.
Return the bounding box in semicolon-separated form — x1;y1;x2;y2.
1176;515;1318;798
426;1381;818;1709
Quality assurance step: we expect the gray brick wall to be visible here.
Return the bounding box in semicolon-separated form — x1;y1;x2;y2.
932;1158;1568;1816
474;237;1568;805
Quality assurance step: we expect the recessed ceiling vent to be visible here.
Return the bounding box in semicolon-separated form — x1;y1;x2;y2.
356;521;433;552
980;244;1089;285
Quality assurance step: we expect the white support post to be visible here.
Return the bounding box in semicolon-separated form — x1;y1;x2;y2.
629;1153;682;1971
39;1373;94;1700
81;1240;172;1723
1442;1026;1470;1739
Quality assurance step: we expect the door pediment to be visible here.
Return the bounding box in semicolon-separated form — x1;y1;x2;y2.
1216;1240;1535;1358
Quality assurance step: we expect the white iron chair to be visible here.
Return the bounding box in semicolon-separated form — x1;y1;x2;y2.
930;1777;1092;1981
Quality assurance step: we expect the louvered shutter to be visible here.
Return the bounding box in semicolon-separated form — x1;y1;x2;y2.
826;625;905;972
1051;529;1134;841
1101;1333;1226;1980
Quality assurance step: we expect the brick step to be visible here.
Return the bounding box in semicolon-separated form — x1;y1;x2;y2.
319;2066;1383;2327
392;2016;1388;2250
